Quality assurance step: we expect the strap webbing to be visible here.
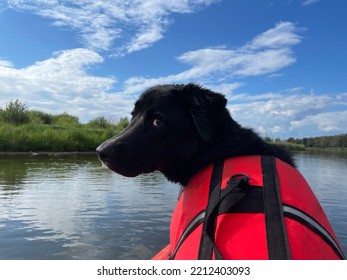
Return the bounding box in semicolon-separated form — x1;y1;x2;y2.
262;156;291;259
170;211;205;260
198;160;224;260
198;161;247;259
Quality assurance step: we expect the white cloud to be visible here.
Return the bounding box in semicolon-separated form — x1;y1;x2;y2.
7;0;220;54
122;21;303;93
249;21;303;49
0;48;132;121
301;0;320;7
228;90;347;138
0;48;114;95
290;111;347;135
0;59;13;68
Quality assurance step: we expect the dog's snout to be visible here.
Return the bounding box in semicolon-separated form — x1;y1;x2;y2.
96;140;116;163
96;146;109;162
96;138;127;163
96;145;109;162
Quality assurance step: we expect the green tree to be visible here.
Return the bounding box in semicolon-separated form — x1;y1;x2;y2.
1;99;29;125
117;117;129;130
28;110;54;124
87;116;110;128
53;112;80;126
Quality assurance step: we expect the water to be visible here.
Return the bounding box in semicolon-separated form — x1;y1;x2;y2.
0;152;346;259
0;153;178;259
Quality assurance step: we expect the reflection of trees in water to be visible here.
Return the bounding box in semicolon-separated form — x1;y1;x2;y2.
0;155;28;194
0;153;100;197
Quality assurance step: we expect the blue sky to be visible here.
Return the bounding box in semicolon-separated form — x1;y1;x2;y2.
0;0;346;138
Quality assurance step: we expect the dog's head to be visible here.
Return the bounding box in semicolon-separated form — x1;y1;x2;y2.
96;84;227;181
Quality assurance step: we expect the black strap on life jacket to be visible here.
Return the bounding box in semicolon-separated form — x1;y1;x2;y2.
197;160;224;260
198;161;248;260
261;155;291;260
261;155;345;260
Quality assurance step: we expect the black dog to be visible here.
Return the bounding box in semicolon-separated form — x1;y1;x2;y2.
96;83;294;186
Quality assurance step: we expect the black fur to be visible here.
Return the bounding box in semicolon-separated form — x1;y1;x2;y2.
96;84;295;186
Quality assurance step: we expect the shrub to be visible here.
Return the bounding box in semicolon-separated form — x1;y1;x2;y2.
52;112;80;127
1;99;29;125
28;110;54;124
87;116;110;128
0;100;127;152
117;117;129;131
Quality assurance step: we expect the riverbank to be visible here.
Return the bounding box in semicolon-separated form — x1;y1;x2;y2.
0;123;119;152
267;140;347;153
0;100;129;153
275;142;347;153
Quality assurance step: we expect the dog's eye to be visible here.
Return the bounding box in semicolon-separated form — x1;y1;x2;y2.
153;118;162;127
152;113;164;127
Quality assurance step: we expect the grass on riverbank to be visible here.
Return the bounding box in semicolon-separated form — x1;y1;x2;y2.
0;100;129;152
273;142;306;151
0;123;124;152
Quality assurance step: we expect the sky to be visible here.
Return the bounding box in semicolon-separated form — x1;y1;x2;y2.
0;0;346;138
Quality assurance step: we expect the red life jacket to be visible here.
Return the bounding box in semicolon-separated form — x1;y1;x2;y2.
152;155;345;260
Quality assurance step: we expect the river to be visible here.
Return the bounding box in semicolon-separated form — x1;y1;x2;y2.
0;151;346;259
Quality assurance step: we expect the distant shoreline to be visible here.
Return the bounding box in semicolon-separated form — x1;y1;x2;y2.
272;142;347;153
301;147;347;153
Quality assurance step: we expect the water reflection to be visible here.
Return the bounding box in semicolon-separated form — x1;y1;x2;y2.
0;152;346;259
0;153;178;259
0;155;28;193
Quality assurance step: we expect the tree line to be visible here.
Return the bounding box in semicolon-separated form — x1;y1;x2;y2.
286;134;347;149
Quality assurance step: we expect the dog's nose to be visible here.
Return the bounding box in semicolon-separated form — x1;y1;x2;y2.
96;144;111;162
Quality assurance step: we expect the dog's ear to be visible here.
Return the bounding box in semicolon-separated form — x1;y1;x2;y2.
180;84;227;142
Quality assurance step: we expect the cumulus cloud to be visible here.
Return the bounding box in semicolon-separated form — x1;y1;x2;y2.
290;111;347;134
7;0;220;54
0;48;114;95
122;22;303;93
0;59;13;68
228;90;347;138
0;48;132;121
